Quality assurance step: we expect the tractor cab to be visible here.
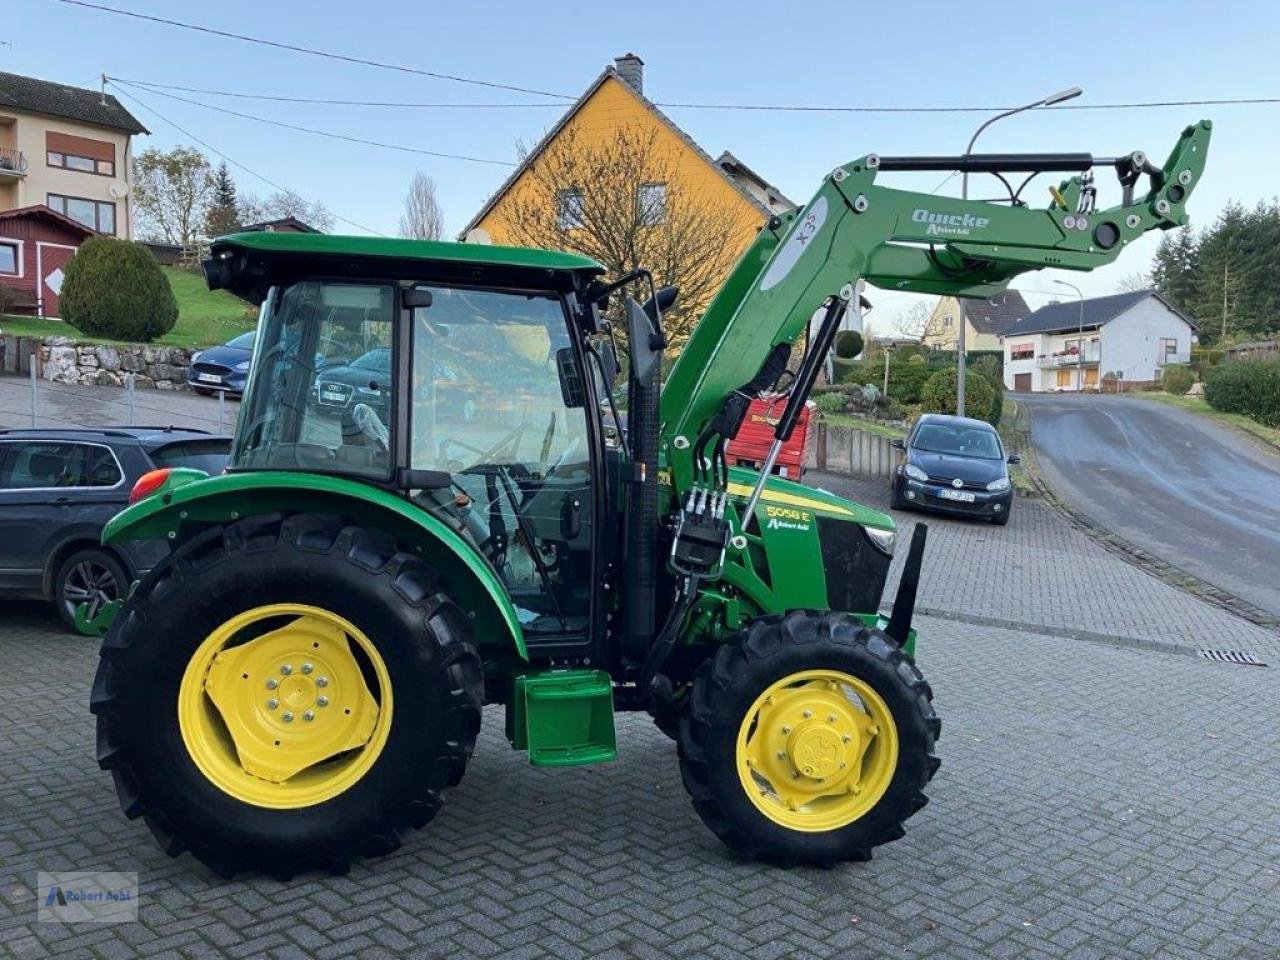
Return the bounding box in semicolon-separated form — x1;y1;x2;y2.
209;232;616;651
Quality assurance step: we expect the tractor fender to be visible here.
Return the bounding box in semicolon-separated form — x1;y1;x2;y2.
102;471;526;660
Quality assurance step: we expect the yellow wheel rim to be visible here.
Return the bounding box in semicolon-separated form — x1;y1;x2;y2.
177;603;392;809
736;669;899;832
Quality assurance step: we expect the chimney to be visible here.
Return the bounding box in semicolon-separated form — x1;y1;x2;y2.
614;53;644;93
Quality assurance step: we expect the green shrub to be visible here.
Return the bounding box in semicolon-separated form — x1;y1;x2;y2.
834;330;864;359
60;237;178;342
919;366;1001;426
813;391;848;415
1204;359;1280;426
1161;364;1196;395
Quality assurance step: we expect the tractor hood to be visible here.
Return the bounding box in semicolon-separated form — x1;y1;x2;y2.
724;465;894;531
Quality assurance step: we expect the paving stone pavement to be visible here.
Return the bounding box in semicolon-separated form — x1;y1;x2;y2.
1;600;1277;960
811;472;1280;661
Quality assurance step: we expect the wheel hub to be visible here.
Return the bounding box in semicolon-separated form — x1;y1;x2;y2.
737;670;898;831
184;606;387;796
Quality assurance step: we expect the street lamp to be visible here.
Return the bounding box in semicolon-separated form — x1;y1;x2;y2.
1054;278;1086;392
956;85;1083;416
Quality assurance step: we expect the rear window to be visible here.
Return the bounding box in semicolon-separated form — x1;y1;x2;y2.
148;440;231;475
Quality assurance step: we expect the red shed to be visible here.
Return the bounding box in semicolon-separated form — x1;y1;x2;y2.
0;205;96;318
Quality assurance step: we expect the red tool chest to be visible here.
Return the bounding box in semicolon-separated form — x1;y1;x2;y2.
725;395;816;480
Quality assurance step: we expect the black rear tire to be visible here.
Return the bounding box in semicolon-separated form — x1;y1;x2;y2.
55;547;128;633
678;611;940;866
90;513;482;878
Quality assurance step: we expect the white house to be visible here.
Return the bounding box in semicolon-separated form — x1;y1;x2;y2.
1000;289;1196;392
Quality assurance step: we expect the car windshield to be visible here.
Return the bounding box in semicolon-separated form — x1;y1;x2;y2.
230;281;396;478
226;331;257;350
912;422;1003;460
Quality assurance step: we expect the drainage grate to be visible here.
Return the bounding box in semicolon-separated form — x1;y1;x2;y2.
1197;648;1267;667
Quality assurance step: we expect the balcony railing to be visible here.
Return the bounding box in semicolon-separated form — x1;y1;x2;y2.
0;148;27;178
1158;352;1191;366
1037;351;1099;368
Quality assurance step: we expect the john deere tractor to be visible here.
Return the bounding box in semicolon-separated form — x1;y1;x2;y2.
88;122;1210;877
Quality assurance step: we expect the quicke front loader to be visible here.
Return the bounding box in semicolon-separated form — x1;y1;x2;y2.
87;121;1210;876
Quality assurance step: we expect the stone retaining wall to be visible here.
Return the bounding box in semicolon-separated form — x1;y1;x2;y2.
37;336;194;390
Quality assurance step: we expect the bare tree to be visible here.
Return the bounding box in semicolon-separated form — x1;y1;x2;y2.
399;171;445;240
239;189;335;233
132;146;214;251
1116;270;1151;292
497;125;753;348
893;300;942;341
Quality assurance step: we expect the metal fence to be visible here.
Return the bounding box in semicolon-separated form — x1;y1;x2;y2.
0;368;234;435
810;422;898;479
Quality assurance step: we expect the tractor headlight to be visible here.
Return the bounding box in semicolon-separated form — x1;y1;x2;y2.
904;463;928;482
864;526;896;557
987;476;1010;492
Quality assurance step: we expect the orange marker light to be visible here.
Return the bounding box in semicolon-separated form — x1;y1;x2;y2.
129;468;172;505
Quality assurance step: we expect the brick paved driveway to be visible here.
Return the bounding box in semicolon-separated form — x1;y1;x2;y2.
2;594;1277;959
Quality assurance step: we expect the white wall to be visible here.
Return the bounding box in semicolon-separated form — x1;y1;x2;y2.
1003;333;1046;390
1101;299;1195;384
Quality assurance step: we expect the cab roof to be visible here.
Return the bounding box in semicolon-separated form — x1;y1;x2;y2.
206;232;605;303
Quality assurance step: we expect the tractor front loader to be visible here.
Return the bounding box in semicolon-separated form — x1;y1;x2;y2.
87;122;1210;877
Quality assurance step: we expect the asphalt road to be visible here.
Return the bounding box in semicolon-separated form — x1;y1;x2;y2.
1022;393;1280;618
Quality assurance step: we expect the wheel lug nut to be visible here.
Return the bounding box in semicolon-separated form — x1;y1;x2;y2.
781;725;791;734
265;679;278;690
776;750;786;759
280;664;293;675
842;734;852;743
282;711;294;722
303;710;315;722
301;663;313;675
802;710;813;719
266;698;278;710
317;696;329;707
316;676;328;688
827;714;836;723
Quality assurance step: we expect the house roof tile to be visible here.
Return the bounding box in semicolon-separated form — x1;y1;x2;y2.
959;289;1030;335
0;71;147;135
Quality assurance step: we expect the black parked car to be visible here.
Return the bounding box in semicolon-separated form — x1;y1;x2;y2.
890;414;1019;525
188;331;256;395
0;428;231;630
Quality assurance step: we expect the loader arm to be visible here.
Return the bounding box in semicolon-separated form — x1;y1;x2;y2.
660;120;1212;493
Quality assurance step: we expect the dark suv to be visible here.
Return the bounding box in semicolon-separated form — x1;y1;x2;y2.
0;428;230;630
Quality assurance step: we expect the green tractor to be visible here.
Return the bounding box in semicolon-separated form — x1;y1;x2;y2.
88;123;1210;877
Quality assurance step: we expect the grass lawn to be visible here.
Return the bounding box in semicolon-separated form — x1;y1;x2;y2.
0;267;253;348
1131;391;1280;451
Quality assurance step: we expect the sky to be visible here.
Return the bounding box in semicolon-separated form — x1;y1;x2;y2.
7;0;1280;331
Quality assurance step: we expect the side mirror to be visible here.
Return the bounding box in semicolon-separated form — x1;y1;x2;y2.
1007;454;1021;464
642;285;679;323
555;346;584;408
402;287;433;309
891;438;906;450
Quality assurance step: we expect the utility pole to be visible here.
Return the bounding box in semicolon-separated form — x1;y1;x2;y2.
958;85;1083;416
1055;279;1086;392
1221;260;1230;343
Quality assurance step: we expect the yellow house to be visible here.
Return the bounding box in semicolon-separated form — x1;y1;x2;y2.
461;54;793;280
920;290;1030;352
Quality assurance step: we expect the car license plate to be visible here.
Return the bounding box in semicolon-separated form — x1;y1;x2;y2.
938;489;976;503
197;373;222;383
321;389;346;402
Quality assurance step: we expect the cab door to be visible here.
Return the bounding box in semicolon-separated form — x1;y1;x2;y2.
406;285;596;646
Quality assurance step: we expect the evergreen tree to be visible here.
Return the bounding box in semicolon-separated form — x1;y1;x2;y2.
204;162;240;238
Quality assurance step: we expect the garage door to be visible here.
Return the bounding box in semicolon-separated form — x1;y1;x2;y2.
1013;373;1032;391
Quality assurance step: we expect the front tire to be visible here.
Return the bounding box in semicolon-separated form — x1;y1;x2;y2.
678;611;939;866
90;513;482;878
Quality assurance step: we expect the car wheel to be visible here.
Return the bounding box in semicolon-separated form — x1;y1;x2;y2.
193;387;212;396
889;482;908;511
991;511;1010;526
55;547;129;633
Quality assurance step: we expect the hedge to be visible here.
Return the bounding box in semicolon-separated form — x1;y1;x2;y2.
919;367;1002;426
833;358;933;404
60;237;178;342
1161;364;1195;395
1203;359;1280;426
